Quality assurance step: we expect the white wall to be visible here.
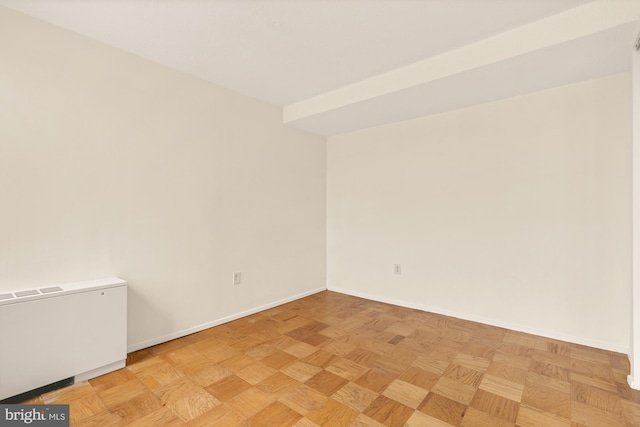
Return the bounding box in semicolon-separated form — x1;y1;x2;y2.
0;7;326;350
328;73;632;352
630;24;640;387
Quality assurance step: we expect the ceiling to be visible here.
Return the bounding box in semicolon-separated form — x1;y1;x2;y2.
1;0;638;136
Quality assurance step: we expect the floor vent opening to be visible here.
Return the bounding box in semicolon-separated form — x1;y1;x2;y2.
0;377;74;404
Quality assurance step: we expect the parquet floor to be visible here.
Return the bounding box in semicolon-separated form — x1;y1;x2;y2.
23;291;640;426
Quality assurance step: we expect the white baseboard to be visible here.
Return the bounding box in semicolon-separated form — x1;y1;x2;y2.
628;375;640;390
128;287;326;353
328;286;629;355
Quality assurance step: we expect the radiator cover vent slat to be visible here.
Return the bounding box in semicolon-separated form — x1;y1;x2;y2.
40;286;63;294
14;290;39;297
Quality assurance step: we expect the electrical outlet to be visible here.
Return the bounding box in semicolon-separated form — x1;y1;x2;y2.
394;264;401;275
233;272;241;285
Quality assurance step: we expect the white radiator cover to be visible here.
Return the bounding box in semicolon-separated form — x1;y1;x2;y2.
0;277;127;401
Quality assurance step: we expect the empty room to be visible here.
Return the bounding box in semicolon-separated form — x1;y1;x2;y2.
1;1;640;426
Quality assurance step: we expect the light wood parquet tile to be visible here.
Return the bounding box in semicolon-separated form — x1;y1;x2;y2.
536;338;571;356
226;386;275;418
236;361;277;385
503;330;538;348
517;405;571;427
229;335;264;353
521;382;571;419
453;353;491;373
66;394;108;424
123;408;183;427
371;354;412;376
405;410;455;427
478;374;523;402
217;353;255;372
135;363;185;390
285;341;318;359
460;406;514;427
293;417;321;427
185;363;232;387
399;365;441;390
469;389;519;423
571;382;623;414
88;368;138;392
304;349;342;369
418;392;467;426
493;350;532;371
571;371;619;393
385;321;417;337
532;349;572;370
164;388;220;422
461;341;498;359
72;410;123;427
572;345;611;364
161;345;202;366
108;392;163;424
18;291;640;426
325;358;368;381
529;359;571;382
354;368;395;394
152;376;202;404
279;384;327;415
442;364;483;387
429;344;460;364
363;395;414;426
305;398;359;426
525;370;571;394
571;401;627;427
261;349;298;370
621;399;640;426
348;413;386;427
184;403;244;427
94;379;147;408
249;334;284;353
192;341;240;362
249;401;303;427
345;348;379;366
282;360;323;383
258;372;300;396
413;354;450;375
331;381;378;412
381;379;428;409
203;374;251;401
430;377;478;405
304;370;349;396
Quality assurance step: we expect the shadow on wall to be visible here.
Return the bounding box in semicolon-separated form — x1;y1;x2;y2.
126;284;175;352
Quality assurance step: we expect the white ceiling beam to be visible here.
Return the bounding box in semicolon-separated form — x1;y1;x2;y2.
283;0;640;125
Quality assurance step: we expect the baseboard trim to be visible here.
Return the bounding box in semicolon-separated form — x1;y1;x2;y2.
327;286;629;354
628;375;640;390
128;287;326;353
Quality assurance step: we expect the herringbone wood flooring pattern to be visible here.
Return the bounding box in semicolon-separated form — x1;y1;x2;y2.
23;291;640;426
